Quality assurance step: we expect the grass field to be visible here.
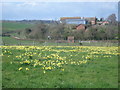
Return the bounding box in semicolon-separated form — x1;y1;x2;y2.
2;22;34;32
1;46;119;88
2;37;118;47
2;37;39;45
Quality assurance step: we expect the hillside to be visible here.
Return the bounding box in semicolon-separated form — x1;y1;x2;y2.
2;21;35;33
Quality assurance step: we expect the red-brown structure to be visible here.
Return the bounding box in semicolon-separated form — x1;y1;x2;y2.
68;36;74;43
76;24;86;30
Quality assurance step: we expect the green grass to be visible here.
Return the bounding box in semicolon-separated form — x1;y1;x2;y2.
1;46;118;88
2;22;34;32
2;37;41;45
2;37;118;47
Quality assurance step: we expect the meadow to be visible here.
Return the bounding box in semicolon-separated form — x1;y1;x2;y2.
2;37;118;47
2;22;34;32
1;46;119;88
1;21;119;88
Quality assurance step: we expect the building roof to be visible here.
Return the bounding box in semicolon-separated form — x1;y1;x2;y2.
60;17;96;22
83;17;96;21
60;17;81;20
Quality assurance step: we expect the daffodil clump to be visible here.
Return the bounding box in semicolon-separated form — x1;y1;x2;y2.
1;46;119;73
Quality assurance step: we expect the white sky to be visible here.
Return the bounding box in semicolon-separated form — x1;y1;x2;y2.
1;0;119;20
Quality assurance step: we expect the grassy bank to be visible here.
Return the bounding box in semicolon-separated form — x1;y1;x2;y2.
1;37;118;46
2;22;34;33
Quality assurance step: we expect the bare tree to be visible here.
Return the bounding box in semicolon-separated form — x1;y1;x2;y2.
107;14;117;25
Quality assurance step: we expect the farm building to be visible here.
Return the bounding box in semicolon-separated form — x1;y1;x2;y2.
76;24;86;30
60;17;87;25
82;17;96;25
97;21;109;25
60;17;81;20
102;21;109;25
60;17;97;25
97;21;103;25
68;36;74;43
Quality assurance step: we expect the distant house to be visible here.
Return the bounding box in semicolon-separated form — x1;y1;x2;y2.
83;17;96;25
97;21;109;25
102;21;109;25
97;21;103;25
68;36;74;43
76;24;86;30
60;17;87;25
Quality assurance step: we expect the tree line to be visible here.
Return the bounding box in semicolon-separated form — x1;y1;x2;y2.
23;24;118;40
22;14;118;40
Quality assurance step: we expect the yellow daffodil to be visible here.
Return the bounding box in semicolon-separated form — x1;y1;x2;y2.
43;70;46;74
18;67;22;71
26;68;29;71
61;69;64;71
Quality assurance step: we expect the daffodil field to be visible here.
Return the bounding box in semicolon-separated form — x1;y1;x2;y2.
1;46;119;88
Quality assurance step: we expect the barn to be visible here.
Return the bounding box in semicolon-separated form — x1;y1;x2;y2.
76;24;86;30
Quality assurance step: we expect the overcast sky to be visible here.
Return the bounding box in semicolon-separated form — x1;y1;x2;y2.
2;2;118;20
